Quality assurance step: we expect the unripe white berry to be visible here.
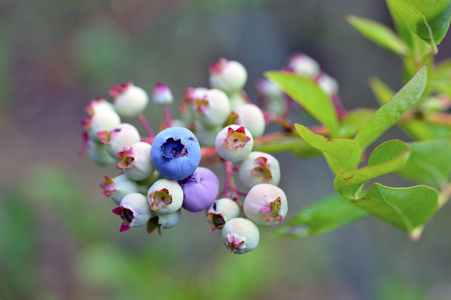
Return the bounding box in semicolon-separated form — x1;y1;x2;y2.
192;89;231;128
243;184;288;227
83;109;121;143
101;174;139;205
111;83;149;118
239;151;281;188
113;193;152;232
288;53;320;78
215;125;254;162
88;140;116;166
209;58;247;93
206;198;241;232
222;218;260;254
317;73;339;97
147;179;183;215
234;104;266;138
118;142;154;181
153;82;173;105
98;123;141;157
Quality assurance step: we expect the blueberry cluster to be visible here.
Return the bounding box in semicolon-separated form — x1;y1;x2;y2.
80;58;299;254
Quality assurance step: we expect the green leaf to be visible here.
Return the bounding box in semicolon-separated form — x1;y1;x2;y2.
355;66;427;150
347;15;409;56
295;124;361;175
368;76;395;105
400;119;451;140
386;0;451;52
253;136;321;158
354;183;439;237
397;139;451;188
272;193;369;238
265;72;340;137
338;108;376;138
334;140;411;199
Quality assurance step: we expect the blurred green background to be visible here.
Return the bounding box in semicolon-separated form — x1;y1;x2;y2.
1;0;451;299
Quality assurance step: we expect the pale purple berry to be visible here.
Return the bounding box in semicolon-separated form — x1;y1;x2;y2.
209;58;248;93
118;142;154;181
239;151;281;188
147;210;181;234
178;167;219;212
98;123;141;157
234;104;266;138
287;53;320;77
222;218;260;254
147;179;183;215
153;82;173;105
243;184;288;227
215;125;254;162
110;82;149;118
192;89;231;128
112;193;152;232
101;174;139;205
206;198;240;232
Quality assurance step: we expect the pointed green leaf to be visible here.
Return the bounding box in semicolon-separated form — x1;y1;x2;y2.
386;0;451;51
368;76;395;106
338;108;376;138
347;15;409;56
400;119;451;140
355;183;439;236
334;140;411;199
253;136;321;158
265;72;339;137
397;140;451;188
355;66;427;150
295;124;361;175
272;193;369;238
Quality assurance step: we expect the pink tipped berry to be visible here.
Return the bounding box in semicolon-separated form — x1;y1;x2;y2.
222;218;260;254
147;179;183;215
84;98;114;116
243;184;288;227
83;109;121;143
209;58;248;93
287;53;320;77
215;125;254;162
206;198;240;232
234;104;266;138
153;82;173;105
110;82;149;118
117;142;154;181
112;193;152;232
98;123;141;157
192;89;231;128
239;151;281;188
101;174;139;205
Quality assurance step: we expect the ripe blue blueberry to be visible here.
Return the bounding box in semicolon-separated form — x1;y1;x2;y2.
150;127;201;181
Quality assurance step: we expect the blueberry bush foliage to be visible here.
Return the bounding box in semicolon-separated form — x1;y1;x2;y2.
80;0;451;254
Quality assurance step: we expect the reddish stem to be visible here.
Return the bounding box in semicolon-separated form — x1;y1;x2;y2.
163;105;173;127
138;113;155;138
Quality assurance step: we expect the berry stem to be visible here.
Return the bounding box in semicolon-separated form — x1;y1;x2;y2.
163;105;173;127
138;113;155;138
223;160;234;198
